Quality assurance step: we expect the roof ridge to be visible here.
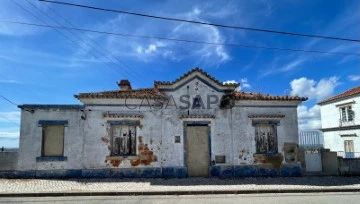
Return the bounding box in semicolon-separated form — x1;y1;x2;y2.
318;86;360;105
154;67;240;87
231;91;307;101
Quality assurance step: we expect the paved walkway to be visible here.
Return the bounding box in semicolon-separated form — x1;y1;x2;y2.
1;177;360;195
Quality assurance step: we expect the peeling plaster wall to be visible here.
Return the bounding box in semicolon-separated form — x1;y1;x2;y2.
17;109;82;171
15;78;302;177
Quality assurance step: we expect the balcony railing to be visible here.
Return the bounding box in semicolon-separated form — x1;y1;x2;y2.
339;119;355;127
337;151;360;159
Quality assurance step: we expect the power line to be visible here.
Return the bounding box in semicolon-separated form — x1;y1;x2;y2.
10;0;125;82
2;20;359;57
0;95;20;126
39;2;149;86
0;112;20;126
39;0;360;43
0;95;18;106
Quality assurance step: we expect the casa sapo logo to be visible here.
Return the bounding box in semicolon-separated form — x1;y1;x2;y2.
124;94;235;110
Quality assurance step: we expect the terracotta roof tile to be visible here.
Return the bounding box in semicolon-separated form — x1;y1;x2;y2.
75;88;167;99
154;67;239;88
231;91;307;101
318;86;360;105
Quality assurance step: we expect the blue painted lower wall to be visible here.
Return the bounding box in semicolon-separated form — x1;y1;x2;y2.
0;165;302;178
210;164;302;177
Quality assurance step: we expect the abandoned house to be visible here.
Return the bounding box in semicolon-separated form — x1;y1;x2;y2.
9;68;308;178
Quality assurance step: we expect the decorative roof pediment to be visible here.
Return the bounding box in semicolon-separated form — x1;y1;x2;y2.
154;67;239;92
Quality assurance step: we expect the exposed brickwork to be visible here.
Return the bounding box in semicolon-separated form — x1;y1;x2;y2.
130;136;157;166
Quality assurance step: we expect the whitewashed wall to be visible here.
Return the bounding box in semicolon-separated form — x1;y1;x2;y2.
17;77;302;172
320;95;360;152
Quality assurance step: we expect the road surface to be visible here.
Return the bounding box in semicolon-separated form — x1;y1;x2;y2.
1;192;360;203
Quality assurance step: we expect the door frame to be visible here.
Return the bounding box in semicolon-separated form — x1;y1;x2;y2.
183;121;212;176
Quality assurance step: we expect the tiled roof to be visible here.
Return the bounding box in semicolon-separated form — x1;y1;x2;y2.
18;104;84;109
75;88;167;99
232;91;307;101
318;86;360;105
180;115;215;119
154;67;239;88
248;114;285;119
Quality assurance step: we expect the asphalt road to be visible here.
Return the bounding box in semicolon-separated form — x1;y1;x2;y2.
1;193;360;204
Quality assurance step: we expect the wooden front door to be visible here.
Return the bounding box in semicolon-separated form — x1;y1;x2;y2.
186;125;209;177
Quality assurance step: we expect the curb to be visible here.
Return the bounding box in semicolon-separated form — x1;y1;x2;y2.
1;188;360;197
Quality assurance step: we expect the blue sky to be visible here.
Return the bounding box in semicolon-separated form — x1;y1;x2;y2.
0;0;359;147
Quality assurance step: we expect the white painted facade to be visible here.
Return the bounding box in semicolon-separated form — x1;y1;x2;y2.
319;91;360;156
15;69;306;177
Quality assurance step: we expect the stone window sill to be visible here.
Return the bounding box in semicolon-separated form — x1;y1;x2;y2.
36;156;67;162
253;153;282;157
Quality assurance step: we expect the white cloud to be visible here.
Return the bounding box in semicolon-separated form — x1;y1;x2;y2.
90;3;232;65
280;58;306;72
290;76;339;130
240;78;251;89
0;80;22;84
0;111;20;124
168;8;230;64
348;75;360;81
297;105;321;130
223;80;237;84
290;76;339;101
0;130;19;139
223;78;251;90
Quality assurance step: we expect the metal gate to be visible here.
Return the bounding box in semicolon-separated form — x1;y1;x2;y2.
299;131;324;172
305;150;322;172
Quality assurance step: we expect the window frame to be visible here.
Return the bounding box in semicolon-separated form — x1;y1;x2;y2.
254;123;278;154
107;120;140;157
40;124;66;157
340;105;354;122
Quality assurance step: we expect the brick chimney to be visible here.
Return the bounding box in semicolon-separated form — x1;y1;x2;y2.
118;79;132;91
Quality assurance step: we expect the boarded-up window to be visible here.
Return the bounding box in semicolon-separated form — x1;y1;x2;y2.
255;124;277;153
42;125;64;157
111;125;136;156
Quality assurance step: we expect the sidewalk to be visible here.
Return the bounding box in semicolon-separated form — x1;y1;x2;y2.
1;177;360;197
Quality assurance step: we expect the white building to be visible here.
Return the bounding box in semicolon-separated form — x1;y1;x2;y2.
13;68;307;178
319;86;360;158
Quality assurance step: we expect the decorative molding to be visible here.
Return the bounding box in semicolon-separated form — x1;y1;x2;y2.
19;104;84;109
335;100;356;107
36;156;67;162
180;115;215;119
107;120;141;126
321;125;360;132
340;134;358;137
248;114;285;119
38;120;68;126
103;112;144;119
